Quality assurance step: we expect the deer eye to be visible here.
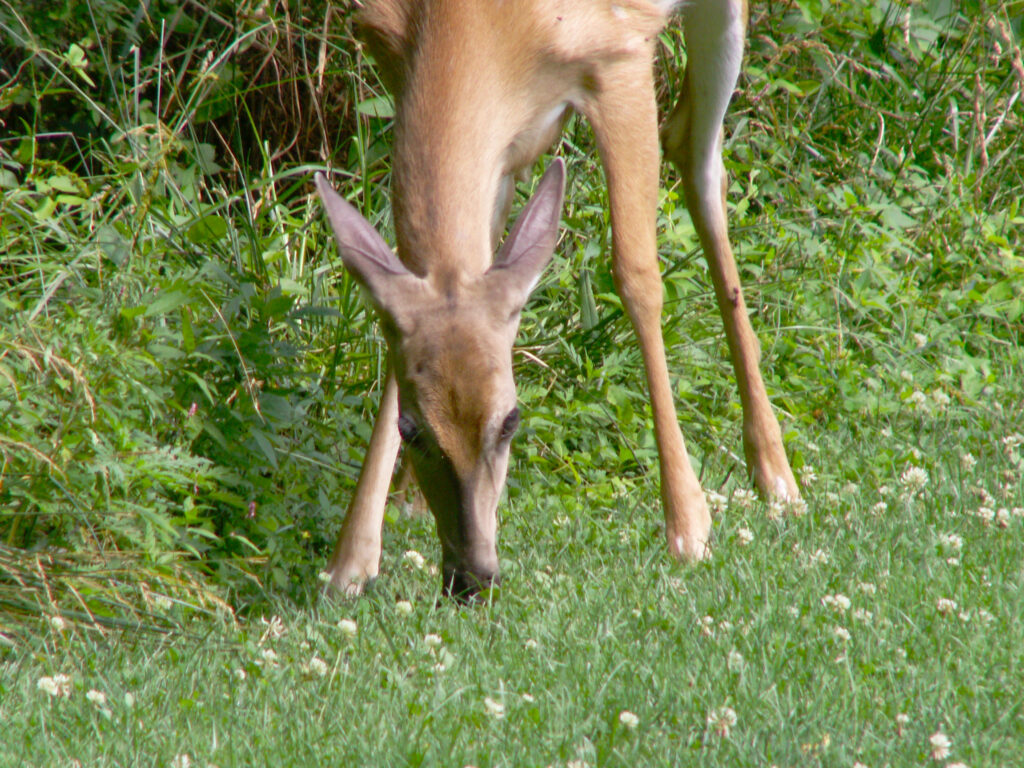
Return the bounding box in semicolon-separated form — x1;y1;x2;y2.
397;413;421;445
499;407;520;441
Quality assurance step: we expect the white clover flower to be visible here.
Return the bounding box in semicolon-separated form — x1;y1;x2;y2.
86;689;107;706
936;598;958;615
233;668;246;681
483;697;505;719
907;390;929;411
834;625;851;641
305;656;328;678
521;692;535;703
259;648;279;666
912;332;928;348
996;508;1011;528
822;594;852;613
124;692;136;707
736;528;754;546
900;466;929;493
706;706;738;737
929;730;952;760
959;453;977;472
799;465;817;487
395;600;413;616
807;549;830;566
37;674;72;698
727;649;745;671
767;500;785;520
524;638;539;650
870;500;888;515
424;633;444;648
402;549;426;569
787;498;809;517
857;581;878;595
706;491;727;514
154;595;173;611
852;608;874;622
931;389;950;408
732;488;757;509
974;506;995;524
48;615;68;632
618;710;640;729
937;533;963;552
170;755;193;768
337;619;358;637
317;571;332;584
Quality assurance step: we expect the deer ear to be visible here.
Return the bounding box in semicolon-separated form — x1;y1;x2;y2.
315;172;420;318
487;158;566;312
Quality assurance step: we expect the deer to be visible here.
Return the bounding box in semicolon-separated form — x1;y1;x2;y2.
314;0;800;600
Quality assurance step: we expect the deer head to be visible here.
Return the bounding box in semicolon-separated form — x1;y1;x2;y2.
315;159;565;598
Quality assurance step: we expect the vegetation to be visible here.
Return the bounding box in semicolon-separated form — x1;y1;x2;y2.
1;0;1022;764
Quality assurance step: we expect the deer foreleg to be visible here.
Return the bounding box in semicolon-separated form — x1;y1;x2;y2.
323;368;402;595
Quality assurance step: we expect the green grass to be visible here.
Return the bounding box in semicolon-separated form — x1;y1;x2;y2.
3;0;1024;765
6;413;1024;765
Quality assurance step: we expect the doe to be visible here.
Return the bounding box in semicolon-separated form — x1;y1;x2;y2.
315;0;799;599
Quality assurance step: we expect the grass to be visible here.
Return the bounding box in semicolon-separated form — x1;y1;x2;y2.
6;412;1024;765
3;0;1024;765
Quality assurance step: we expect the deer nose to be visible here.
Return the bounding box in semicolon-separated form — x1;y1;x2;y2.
443;568;502;602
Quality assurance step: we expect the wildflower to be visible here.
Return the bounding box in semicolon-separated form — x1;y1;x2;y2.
931;389;950;408
317;571;332;584
900;466;929;494
124;692;136;707
929;730;952;760
259;615;285;640
912;332;928;348
733;488;757;509
852;607;874;622
171;755;193;768
834;626;851;641
247;500;257;518
937;533;963;552
304;656;328;678
618;710;640;729
154;595;173;611
524;638;539;650
727;649;745;671
706;706;738;737
736;527;754;546
807;548;829;566
37;674;72;698
822;594;852;613
960;453;977;472
337;619;358;637
233;668;246;681
767;500;784;520
974;506;995;524
86;689;107;707
483;697;505;719
706;491;727;514
402;549;426;569
424;633;444;648
259;648;279;666
49;615;68;632
907;390;928;411
936;598;958;615
787;498;809;517
698;615;715;637
857;581;878;595
996;508;1011;528
800;465;817;487
870;500;888;515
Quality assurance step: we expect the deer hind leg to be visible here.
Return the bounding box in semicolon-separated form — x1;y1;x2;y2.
586;59;711;561
661;0;798;502
323;368;402;595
